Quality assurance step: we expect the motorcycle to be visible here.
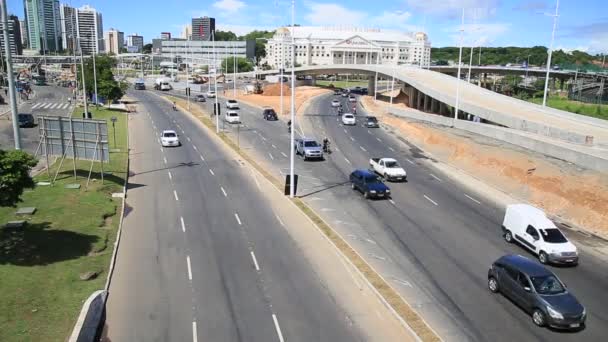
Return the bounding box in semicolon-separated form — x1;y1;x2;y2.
323;140;331;154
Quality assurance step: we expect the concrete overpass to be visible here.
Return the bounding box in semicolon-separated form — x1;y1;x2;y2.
257;64;608;148
428;65;608;80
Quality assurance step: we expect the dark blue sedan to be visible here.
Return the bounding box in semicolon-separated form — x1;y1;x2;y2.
349;169;391;199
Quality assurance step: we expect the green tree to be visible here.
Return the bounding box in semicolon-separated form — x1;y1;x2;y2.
239;30;275;62
78;55;125;104
142;43;153;54
215;30;238;41
221;57;254;73
0;149;38;207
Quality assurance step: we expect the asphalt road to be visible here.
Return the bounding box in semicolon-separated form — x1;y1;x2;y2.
103;89;365;342
175;88;608;341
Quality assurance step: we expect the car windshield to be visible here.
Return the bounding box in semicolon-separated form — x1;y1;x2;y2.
364;175;381;184
531;275;566;295
345;115;353;118
540;228;568;243
229;113;238;116
304;141;318;147
163;132;176;138
229;100;237;103
385;161;399;168
367;117;377;122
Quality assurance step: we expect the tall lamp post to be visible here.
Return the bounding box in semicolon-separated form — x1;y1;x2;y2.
1;0;21;149
289;0;296;198
542;0;560;107
454;8;465;125
212;30;219;133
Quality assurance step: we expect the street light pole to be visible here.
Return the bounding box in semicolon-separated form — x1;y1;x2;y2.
374;51;379;102
467;46;474;82
454;8;465;125
186;38;190;110
213;30;219;133
280;37;284;116
542;0;559;107
289;0;296;198
90;29;98;108
79;38;89;117
1;0;21;149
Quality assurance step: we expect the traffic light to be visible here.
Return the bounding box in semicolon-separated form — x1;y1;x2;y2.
186;87;191;96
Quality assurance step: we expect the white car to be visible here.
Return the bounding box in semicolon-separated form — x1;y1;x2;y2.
206;91;216;98
331;99;341;107
348;95;357;103
502;204;579;265
226;99;239;109
161;130;180;147
342;113;356;125
225;110;240;124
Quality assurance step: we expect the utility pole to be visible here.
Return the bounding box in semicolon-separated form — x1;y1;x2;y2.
233;44;236;97
542;0;559;107
374;51;379;102
454;8;465;125
1;0;21;149
90;29;98;108
467;46;474;82
289;0;296;198
213;30;219;133
186;38;190;110
78;37;88;117
280;37;284;116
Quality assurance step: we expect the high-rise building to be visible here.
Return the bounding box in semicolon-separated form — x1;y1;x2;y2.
160;32;171;40
24;0;62;53
19;19;28;48
191;16;214;41
59;4;103;55
126;34;143;52
104;28;124;54
0;15;23;55
181;24;191;40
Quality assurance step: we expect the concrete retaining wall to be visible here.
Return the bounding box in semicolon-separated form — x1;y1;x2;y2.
68;290;107;342
386;106;608;173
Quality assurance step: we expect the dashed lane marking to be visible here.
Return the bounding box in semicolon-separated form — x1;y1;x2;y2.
424;195;438;206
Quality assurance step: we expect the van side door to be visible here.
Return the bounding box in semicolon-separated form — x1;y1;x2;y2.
524;225;540;253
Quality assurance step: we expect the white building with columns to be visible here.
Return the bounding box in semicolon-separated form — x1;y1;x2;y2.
262;26;431;69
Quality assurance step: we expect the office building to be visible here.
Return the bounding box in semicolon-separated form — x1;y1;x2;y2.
24;0;62;53
104;28;124;54
0;15;23;55
191;16;214;41
160;32;171;40
60;4;103;55
181;24;191;40
126;34;143;52
159;39;254;68
263;26;431;68
20;19;28;48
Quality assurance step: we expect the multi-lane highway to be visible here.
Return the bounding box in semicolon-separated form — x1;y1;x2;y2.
103;89;413;341
171;87;608;341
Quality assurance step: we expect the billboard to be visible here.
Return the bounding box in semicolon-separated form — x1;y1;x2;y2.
38;116;109;162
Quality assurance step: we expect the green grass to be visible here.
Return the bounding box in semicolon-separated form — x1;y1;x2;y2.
0;106;128;341
528;96;608;121
316;80;368;89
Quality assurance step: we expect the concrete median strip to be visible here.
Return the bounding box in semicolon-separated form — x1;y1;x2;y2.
166;95;441;341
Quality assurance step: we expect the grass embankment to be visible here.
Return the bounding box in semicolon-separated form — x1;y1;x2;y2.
528;96;608;121
316;80;368;89
0;107;128;341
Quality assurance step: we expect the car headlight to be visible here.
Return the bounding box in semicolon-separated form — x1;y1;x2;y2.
370;190;377;193
386;189;391;193
547;306;564;319
582;308;586;318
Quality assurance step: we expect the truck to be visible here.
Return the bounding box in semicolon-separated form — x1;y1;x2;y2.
295;138;324;161
369;158;407;182
154;78;172;91
265;75;289;84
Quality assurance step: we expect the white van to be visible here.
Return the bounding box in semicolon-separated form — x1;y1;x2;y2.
502;204;578;265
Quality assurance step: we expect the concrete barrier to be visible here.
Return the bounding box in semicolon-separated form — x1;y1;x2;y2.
68;290;107;342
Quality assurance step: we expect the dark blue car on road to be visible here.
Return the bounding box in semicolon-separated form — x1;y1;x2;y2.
349;169;391;199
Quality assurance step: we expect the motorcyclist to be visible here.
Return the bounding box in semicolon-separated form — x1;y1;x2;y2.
322;137;330;153
338;106;343;115
287;119;292;133
172;101;177;110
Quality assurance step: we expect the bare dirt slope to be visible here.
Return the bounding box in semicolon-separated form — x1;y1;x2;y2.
234;86;330;116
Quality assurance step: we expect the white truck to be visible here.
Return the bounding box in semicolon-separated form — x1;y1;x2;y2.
154;78;172;91
369;158;407;182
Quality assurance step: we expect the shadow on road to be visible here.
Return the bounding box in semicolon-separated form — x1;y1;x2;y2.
297;180;350;198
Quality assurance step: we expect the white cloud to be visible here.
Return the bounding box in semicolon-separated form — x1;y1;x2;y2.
213;0;246;13
512;0;549;12
369;10;415;30
404;0;500;20
304;3;366;26
445;22;511;46
562;21;608;54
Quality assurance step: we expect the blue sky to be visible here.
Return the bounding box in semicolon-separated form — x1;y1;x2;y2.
8;0;607;54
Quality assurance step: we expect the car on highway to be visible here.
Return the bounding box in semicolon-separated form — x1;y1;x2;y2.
341;91;349;97
18;113;35;128
226;99;239;109
195;94;206;102
206;90;216;98
225;110;241;124
295;138;324;160
262;107;278;120
134;79;145;90
333;88;343;95
348;95;357;103
349;169;391;199
331;99;341;107
342;113;356;125
502;204;578;265
370;158;407;182
365;116;379;128
488;254;586;329
161;130;180;147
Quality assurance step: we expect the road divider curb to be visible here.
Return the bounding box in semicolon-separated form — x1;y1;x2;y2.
165;94;441;342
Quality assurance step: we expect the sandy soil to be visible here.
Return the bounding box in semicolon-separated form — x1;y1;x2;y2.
233;86;331;116
361;95;608;238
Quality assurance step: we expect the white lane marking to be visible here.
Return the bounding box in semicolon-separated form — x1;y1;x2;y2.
344;129;347;133
335;147;340;152
221;186;227;197
193;145;198;151
43;103;52;108
389;199;396;205
368;130;372;134
168;171;172;180
281;152;287;158
272;144;277;149
186;256;192;280
360;146;367;152
261;136;267;141
200;154;205;161
376;137;382;142
350;136;355;141
187;137;191;142
174;190;179;201
234;213;242;225
272;314;285;342
180;217;186;232
430;173;442;182
388;147;395;152
406;158;415;165
49;103;58;109
465;194;481;204
275;214;284;227
209;169;215;176
344;157;352;165
157;138;161;144
160;147;164;153
163;157;168;164
424;195;438;206
250;251;260;271
31;103;41;109
268;153;274;160
192;322;198;342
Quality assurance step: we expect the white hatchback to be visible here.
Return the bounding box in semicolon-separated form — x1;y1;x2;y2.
161;130;180;147
331;99;341;107
206;91;216;98
225;110;240;124
342;113;356;125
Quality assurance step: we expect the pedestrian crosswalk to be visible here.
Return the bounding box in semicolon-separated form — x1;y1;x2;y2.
31;102;73;110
